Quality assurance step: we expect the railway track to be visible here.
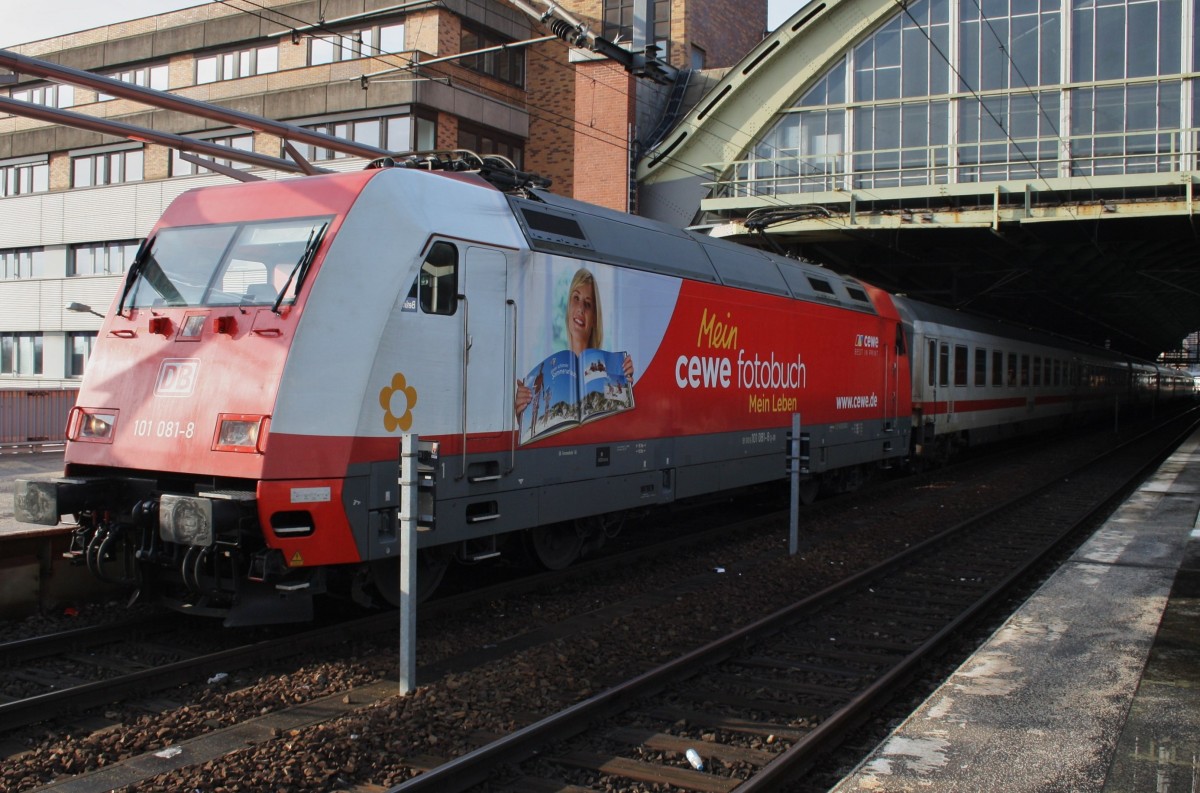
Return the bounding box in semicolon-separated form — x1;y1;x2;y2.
0;611;400;735
0;505;782;742
3;415;1190;792
385;414;1197;792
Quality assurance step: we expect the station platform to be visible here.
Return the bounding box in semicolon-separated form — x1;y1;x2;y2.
832;429;1200;792
0;451;68;535
0;452;112;616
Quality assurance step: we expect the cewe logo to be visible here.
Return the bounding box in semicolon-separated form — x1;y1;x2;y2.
155;358;201;397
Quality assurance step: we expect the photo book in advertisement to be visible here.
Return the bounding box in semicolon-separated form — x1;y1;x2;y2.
519;348;634;444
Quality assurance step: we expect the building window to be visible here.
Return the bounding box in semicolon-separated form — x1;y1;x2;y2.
736;0;1194;198
70;240;141;276
10;82;74;108
602;0;671;43
0;247;46;280
459;24;526;87
67;332;97;378
0;333;44;376
0;158;49;197
458;123;524;169
959;91;1060;182
196;46;278;85
171;133;255;175
71;148;145;188
310;21;405;64
97;64;169;100
1069;81;1182;176
298;113;434;161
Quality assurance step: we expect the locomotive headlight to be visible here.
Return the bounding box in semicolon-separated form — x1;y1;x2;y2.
159;494;214;547
219;420;258;447
68;407;118;443
213;414;268;453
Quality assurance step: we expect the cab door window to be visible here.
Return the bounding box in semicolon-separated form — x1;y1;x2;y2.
412;241;458;315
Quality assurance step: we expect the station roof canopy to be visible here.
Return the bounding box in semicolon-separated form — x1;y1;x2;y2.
637;0;1200;362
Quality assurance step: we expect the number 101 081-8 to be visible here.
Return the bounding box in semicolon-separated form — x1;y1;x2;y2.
133;419;196;439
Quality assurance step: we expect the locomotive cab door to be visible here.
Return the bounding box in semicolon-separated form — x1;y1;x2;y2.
461;246;510;474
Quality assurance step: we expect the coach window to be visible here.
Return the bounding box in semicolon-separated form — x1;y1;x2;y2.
413;241;458;315
974;347;987;386
1044;358;1052;386
1005;352;1016;386
938;343;950;387
1020;354;1030;386
1033;356;1042;386
954;345;968;387
991;350;1003;387
1053;359;1061;386
926;339;937;386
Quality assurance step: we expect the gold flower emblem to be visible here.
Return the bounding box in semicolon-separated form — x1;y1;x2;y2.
380;372;418;432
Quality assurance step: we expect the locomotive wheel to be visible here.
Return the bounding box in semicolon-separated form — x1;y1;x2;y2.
527;522;584;570
371;549;449;606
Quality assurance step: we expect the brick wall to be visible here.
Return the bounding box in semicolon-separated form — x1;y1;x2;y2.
524;38;576;197
684;0;767;68
571;58;636;211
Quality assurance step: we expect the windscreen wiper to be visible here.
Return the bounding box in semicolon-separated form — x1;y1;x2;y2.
116;236;154;316
272;222;328;315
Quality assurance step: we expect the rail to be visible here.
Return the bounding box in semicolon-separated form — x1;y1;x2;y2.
386;410;1199;792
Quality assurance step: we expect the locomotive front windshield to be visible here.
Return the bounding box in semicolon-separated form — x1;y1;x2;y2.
125;216;332;310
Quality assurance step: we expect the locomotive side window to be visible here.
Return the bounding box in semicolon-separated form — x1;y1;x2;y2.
416;241;458;315
975;347;987;386
992;350;1003;387
954;345;968;387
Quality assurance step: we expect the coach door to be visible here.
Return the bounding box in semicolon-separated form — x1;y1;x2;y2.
925;338;938;427
460;246;510;478
925;337;953;425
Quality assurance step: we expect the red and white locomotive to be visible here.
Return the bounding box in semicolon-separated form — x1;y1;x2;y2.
13;162;1192;623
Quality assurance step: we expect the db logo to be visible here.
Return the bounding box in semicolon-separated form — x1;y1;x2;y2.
155;359;201;397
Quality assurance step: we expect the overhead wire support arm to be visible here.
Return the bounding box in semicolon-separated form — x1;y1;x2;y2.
506;0;677;85
0;96;326;176
0;48;394;161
